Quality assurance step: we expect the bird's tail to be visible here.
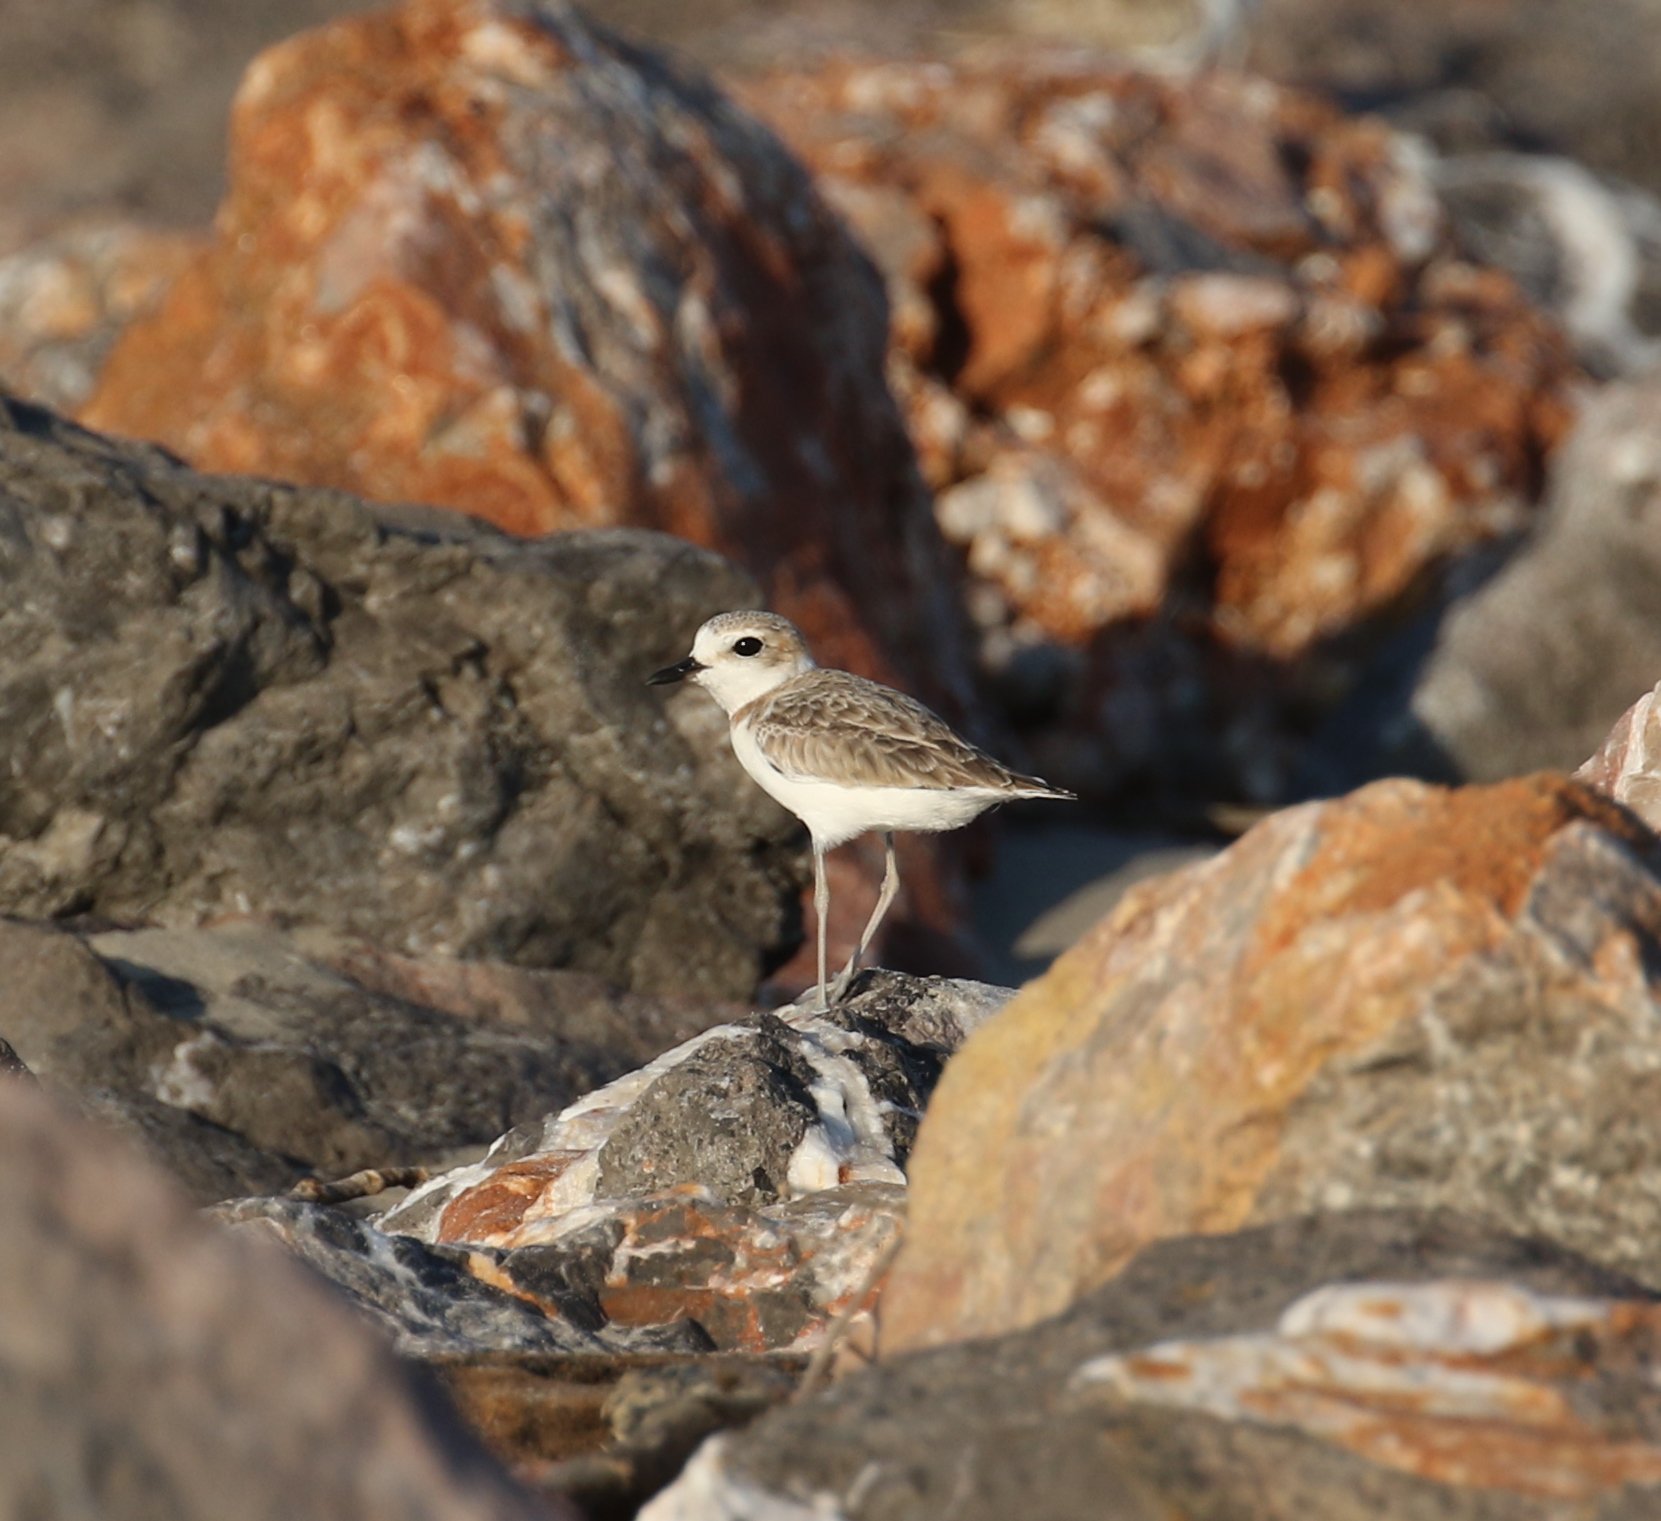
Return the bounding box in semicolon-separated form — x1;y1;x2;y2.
1006;771;1077;801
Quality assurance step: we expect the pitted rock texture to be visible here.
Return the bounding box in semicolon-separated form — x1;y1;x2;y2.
0;917;737;1201
0;398;804;998
643;1211;1661;1521
0;1079;563;1521
77;0;972;713
1347;374;1661;787
881;773;1661;1351
385;971;1011;1243
740;57;1579;799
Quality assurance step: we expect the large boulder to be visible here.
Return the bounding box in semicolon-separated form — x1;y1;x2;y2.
0;916;738;1201
0;398;803;998
881;772;1661;1350
0;1079;564;1521
76;0;971;708
644;1210;1661;1521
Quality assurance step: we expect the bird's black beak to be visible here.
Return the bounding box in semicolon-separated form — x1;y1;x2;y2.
648;656;703;686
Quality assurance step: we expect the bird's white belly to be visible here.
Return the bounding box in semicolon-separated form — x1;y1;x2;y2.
730;723;1000;847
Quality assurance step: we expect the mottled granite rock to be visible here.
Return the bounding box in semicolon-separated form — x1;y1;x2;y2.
644;1211;1661;1521
882;773;1661;1349
0;1080;565;1521
0;397;804;997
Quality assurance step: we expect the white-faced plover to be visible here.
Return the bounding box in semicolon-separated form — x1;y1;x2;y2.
650;611;1074;1011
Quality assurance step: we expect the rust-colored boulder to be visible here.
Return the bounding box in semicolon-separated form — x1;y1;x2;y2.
741;59;1580;795
80;0;968;701
881;773;1661;1350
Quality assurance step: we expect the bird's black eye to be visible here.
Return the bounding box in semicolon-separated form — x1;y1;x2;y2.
733;636;763;657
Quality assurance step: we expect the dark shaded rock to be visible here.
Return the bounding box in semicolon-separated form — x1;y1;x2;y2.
0;916;739;1200
644;1211;1661;1521
0;397;805;996
0;1078;564;1521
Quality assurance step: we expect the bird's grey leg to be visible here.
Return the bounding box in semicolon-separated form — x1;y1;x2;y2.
814;840;830;1014
831;832;898;1004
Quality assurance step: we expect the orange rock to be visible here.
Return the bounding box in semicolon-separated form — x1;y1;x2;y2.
79;0;969;711
881;773;1661;1350
740;60;1580;795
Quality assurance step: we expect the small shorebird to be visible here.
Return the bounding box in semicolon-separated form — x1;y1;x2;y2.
650;611;1074;1011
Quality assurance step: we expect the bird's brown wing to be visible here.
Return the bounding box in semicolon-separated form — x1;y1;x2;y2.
748;672;1031;791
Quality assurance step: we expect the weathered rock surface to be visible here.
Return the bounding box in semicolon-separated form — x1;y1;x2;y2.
78;0;971;712
645;1211;1661;1521
741;57;1578;798
881;772;1661;1350
0;1078;565;1521
1335;373;1661;788
0;397;804;997
0;916;737;1201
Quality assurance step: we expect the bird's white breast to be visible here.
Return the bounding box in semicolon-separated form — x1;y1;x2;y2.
729;718;1004;848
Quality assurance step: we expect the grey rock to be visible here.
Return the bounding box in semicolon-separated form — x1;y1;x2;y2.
645;1210;1661;1521
0;1079;564;1521
1319;373;1661;787
0;916;739;1201
387;971;1013;1240
0;397;804;998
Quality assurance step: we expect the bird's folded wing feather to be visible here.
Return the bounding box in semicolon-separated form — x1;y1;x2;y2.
749;673;1019;790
